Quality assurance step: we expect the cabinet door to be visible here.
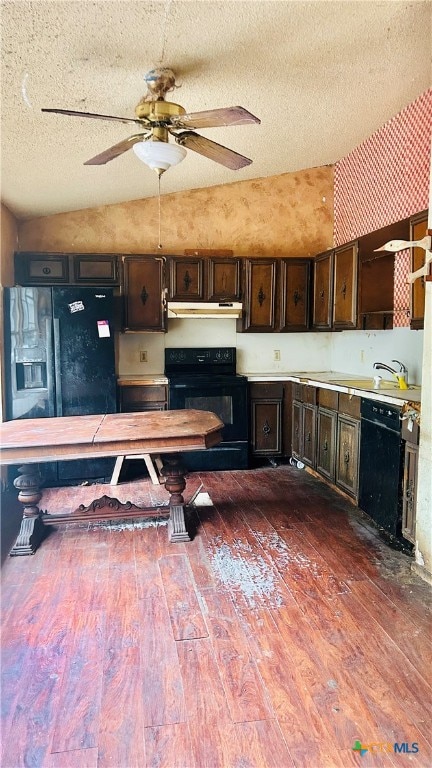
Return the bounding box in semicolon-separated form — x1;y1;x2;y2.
312;251;334;329
251;400;282;455
123;256;167;331
169;257;204;300
243;259;277;332
207;258;241;300
14;252;69;284
410;211;428;330
292;401;302;460
333;242;358;330
336;415;359;498
302;404;317;468
279;259;311;331
73;254;119;285
402;442;418;543
317;407;337;481
358;219;409;330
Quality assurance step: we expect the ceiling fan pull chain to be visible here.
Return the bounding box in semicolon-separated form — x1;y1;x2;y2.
157;175;163;250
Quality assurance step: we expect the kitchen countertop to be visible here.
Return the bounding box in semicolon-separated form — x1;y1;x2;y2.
117;371;421;407
244;371;422;407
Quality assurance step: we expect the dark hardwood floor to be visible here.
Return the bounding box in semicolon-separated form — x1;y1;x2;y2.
1;465;431;768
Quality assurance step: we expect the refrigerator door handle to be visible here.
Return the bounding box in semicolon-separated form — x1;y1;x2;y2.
45;316;56;417
53;317;63;416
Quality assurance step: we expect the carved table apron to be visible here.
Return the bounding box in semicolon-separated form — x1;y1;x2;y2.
0;410;223;555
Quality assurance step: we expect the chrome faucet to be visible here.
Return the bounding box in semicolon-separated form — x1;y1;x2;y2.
373;362;397;375
392;359;408;376
373;361;408;389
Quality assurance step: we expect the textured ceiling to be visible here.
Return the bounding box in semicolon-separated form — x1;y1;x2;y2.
1;0;431;221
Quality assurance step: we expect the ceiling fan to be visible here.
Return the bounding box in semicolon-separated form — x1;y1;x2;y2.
41;67;261;176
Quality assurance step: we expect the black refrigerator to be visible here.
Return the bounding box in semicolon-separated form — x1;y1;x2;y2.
4;286;117;485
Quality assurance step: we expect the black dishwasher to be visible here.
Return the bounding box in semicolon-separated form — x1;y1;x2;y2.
358;399;406;545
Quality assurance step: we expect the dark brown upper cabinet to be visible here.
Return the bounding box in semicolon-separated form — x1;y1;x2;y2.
14;252;120;286
242;258;277;332
410;210;428;330
168;257;204;300
358;219;409;330
312;250;334;330
207;257;241;301
279;258;311;332
123;255;167;332
333;241;358;330
73;254;119;284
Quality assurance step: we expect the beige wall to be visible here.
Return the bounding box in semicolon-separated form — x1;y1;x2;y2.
0;204;17;468
1;203;17;286
17;166;334;256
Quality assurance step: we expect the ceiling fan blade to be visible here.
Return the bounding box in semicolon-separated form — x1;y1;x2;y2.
170;106;260;130
42;108;144;126
174;131;252;170
84;133;150;165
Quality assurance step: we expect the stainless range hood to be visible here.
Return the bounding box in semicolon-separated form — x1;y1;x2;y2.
167;301;243;319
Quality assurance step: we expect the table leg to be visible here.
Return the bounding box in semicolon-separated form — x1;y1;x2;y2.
10;464;46;556
161;454;191;542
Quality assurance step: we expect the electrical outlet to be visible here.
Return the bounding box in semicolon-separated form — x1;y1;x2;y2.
139;351;148;363
274;349;281;361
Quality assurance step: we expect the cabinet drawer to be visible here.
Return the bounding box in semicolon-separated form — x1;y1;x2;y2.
292;383;303;401
303;385;317;405
250;381;284;399
338;392;361;418
318;388;339;410
120;385;167;408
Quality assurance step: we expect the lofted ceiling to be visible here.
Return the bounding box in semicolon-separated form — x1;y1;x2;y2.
1;0;431;221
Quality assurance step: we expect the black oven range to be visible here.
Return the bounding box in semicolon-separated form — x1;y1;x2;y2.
165;347;248;471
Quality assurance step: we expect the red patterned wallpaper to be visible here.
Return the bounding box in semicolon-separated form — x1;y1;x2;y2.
334;89;431;328
334;89;431;246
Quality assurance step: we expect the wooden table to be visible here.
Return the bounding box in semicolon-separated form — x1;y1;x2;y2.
0;410;223;555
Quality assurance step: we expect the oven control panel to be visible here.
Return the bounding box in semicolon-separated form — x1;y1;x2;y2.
165;347;236;375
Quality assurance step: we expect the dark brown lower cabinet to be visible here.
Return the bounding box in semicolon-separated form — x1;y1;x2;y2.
292;400;302;461
250;382;283;456
336;414;360;499
302;404;317;468
291;394;317;469
402;442;418;544
316;407;337;481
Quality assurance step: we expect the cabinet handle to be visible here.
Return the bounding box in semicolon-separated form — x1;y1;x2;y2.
262;420;271;436
306;432;311;442
161;288;167;311
341;280;347;298
293;290;301;306
258;286;266;306
344;450;350;465
323;439;328;452
320;289;325;301
43;266;51;275
141;285;149;305
183;270;192;291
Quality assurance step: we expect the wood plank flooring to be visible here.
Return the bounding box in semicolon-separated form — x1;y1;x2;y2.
1;465;431;768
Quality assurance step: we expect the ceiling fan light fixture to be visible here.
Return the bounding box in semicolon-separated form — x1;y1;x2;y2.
132;140;187;176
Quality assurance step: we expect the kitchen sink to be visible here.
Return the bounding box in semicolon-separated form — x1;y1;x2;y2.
329;378;421;391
